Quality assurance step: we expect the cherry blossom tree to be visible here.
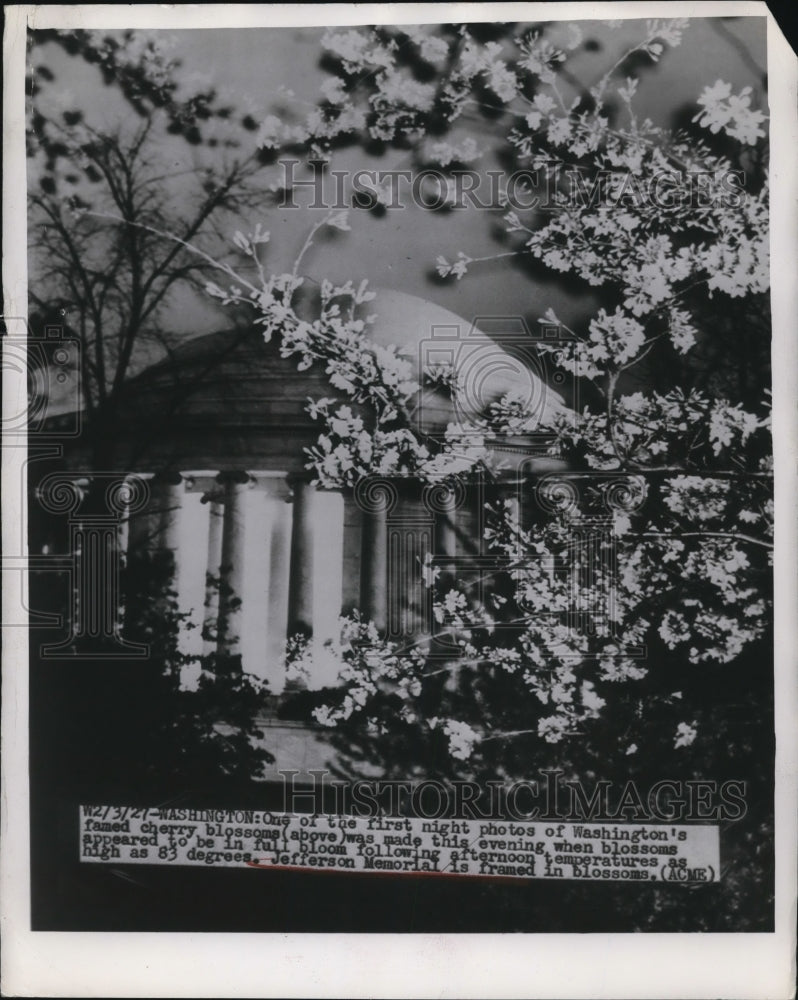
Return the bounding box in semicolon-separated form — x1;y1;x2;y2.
194;20;770;784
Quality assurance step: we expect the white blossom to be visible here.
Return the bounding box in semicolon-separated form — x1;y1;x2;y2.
674;721;698;748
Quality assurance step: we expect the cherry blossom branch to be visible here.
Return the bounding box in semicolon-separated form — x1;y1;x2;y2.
83;210;260;296
633;530;772;549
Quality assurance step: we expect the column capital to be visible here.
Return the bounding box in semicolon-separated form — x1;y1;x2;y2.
216;471;248;660
216;470;253;487
285;471;313;489
152;468;185;486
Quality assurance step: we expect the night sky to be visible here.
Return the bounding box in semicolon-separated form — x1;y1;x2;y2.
30;17;767;361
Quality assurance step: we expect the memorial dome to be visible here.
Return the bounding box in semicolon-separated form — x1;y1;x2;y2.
99;288;566;474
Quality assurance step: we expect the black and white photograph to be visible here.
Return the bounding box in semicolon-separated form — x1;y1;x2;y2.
2;2;797;996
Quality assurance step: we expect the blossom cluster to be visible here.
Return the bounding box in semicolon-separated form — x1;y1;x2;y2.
203;20;772;766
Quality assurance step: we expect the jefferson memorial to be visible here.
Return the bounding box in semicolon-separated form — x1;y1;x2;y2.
32;290;567;702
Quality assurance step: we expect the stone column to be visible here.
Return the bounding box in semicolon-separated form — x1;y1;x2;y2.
125;474;158;562
423;481;465;648
436;507;458;562
216;471;250;660
287;477;315;638
148;470;185;616
116;482;131;566
309;487;345;690
202;496;225;655
154;470;184;556
423;481;463;563
505;486;522;561
285;479;346;689
115;473;152;633
355;477;398;635
108;473;144;573
264;480;292;694
167;475;212;685
312;488;345;642
361;506;388;632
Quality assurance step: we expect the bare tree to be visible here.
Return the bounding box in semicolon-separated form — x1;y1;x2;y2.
27;28;272;465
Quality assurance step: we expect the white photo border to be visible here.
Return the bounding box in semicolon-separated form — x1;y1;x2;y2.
2;3;796;997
